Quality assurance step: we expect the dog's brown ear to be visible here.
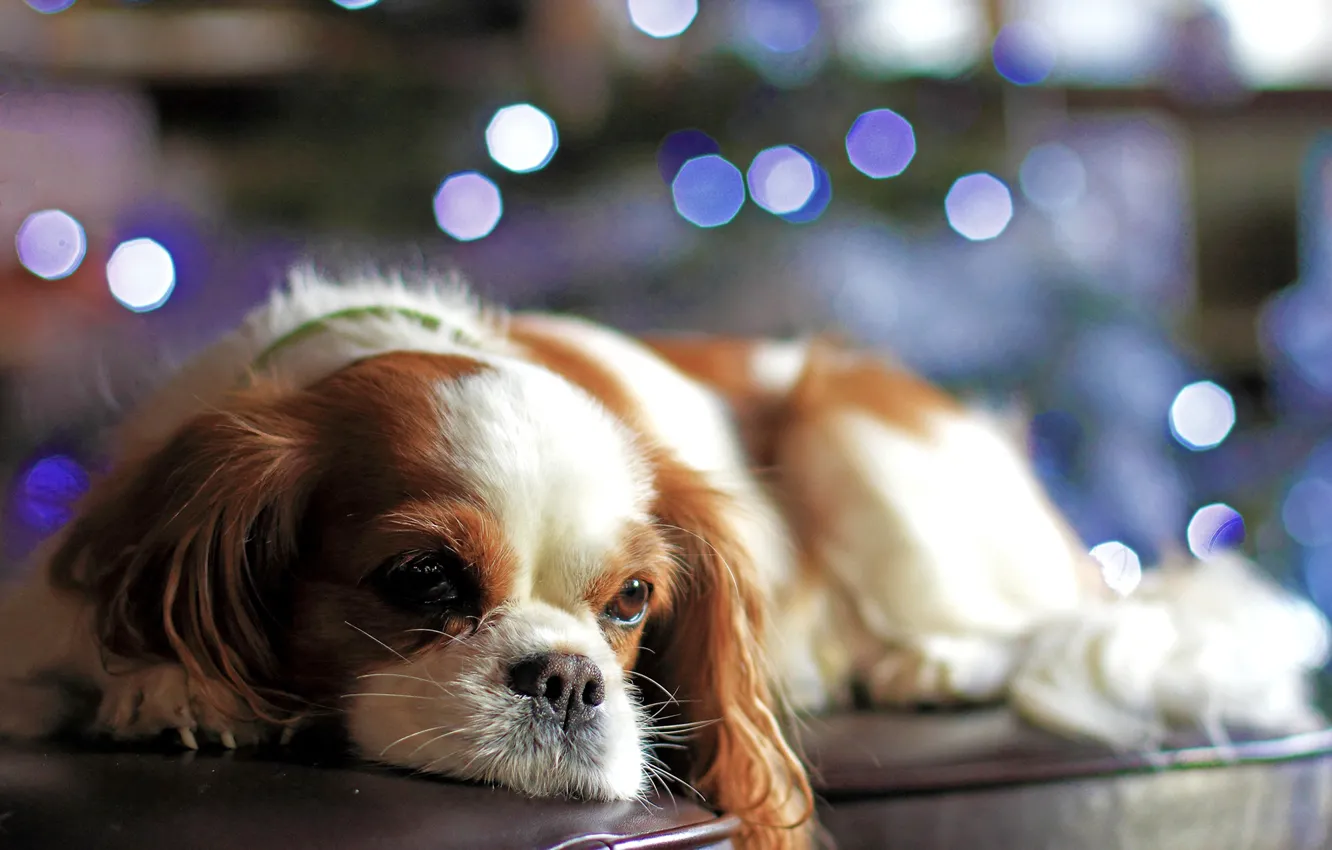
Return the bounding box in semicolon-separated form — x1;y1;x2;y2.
642;457;814;850
50;390;318;722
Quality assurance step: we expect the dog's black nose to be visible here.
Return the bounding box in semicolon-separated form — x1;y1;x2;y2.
508;652;606;730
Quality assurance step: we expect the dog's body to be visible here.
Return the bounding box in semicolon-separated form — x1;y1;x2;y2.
0;272;1327;849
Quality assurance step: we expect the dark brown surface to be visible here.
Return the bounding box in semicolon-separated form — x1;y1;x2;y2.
6;709;1332;849
802;708;1332;798
804;709;1332;849
818;757;1332;850
0;741;737;850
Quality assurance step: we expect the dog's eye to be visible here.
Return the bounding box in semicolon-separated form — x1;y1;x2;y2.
604;578;651;626
372;551;473;612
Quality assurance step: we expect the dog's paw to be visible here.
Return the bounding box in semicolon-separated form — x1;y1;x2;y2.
95;663;270;750
862;635;1018;706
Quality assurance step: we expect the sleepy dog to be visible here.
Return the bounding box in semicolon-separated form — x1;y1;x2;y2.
0;270;1326;849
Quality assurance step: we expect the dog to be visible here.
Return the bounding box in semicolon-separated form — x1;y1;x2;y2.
0;270;1327;849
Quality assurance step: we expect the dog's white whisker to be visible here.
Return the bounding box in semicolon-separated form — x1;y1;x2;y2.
378;724;454;757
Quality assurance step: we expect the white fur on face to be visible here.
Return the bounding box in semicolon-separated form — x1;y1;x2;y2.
433;363;654;604
345;603;646;800
345;360;656;800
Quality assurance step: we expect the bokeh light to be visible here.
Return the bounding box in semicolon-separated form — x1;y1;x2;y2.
780;158;831;224
1089;540;1142;596
991;22;1057;85
671;154;746;228
839;0;986;77
1168;380;1235;450
107;238;176;313
747;146;816;215
15;210;87;281
742;0;820;53
23;0;76;12
16;455;88;533
1019;143;1086;213
944;173;1013;241
1284;477;1332;547
657;129;721;184
330;0;379;9
845;109;916;179
485;104;559;174
627;0;698;38
1186;502;1245;559
433;172;503;242
1262;284;1332;397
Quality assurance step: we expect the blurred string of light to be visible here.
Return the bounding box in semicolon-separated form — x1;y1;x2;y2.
434;172;503;241
671;154;746;227
1186;502;1245;559
16;210;87;281
945;173;1013;240
1168;380;1235;451
485;104;559;174
845;108;916;179
991;22;1057;85
14;455;89;534
23;0;75;13
627;0;698;38
107;238;176;313
1089;540;1142;596
1019;142;1086;213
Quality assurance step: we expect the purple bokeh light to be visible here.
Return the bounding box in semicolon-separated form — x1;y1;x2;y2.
433;172;503;242
627;0;698;38
1263;284;1332;397
671;154;746;228
1285;477;1332;548
657;130;721;184
15;210;87;281
107;238;177;313
845;109;916;179
24;0;76;13
485;104;559;174
742;0;820;53
781;155;831;224
945;173;1013;241
1186;503;1245;559
1168;380;1235;451
746;146;816;215
992;23;1057;86
1019;142;1086;213
15;455;89;533
109;203;209;314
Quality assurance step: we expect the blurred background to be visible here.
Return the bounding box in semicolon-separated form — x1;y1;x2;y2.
2;0;1332;628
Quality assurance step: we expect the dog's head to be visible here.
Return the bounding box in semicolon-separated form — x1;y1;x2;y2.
50;346;810;845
